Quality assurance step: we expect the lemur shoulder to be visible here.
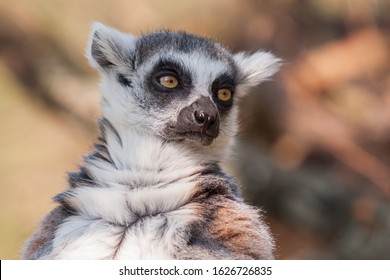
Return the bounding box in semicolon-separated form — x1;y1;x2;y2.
22;23;281;259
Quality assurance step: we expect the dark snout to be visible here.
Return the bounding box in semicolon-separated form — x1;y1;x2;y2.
176;96;220;141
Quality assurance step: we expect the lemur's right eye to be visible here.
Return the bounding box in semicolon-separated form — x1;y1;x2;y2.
157;75;179;89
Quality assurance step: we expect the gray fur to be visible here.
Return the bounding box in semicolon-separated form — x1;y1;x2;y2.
135;31;234;67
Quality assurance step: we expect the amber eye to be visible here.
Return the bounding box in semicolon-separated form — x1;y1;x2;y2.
158;75;179;89
217;88;232;102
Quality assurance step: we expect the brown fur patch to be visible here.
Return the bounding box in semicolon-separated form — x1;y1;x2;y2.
189;174;274;259
210;200;274;259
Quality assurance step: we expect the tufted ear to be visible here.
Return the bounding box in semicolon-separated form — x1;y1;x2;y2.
233;51;281;97
86;22;137;71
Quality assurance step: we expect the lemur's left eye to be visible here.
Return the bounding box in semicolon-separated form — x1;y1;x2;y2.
158;75;179;89
217;88;232;102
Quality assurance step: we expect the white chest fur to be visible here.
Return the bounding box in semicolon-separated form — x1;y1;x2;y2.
47;130;205;259
48;181;200;259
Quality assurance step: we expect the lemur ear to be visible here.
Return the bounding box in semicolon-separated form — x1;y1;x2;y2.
233;51;281;97
87;22;137;71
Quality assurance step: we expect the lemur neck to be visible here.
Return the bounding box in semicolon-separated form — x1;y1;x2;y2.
67;118;219;190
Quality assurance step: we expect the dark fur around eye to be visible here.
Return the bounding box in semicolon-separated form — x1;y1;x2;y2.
149;59;193;93
211;73;235;106
153;70;180;91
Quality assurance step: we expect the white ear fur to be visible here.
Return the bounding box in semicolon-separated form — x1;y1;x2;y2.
86;22;137;71
234;51;281;97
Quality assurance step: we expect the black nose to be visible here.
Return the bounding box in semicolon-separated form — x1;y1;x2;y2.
191;97;219;138
194;110;218;134
176;96;220;139
194;111;218;132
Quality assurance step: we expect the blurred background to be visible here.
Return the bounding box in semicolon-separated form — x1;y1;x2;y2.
1;0;390;259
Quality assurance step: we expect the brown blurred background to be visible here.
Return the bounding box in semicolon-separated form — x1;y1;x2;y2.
1;0;390;259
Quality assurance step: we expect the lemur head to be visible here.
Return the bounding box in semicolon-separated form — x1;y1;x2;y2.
87;23;280;155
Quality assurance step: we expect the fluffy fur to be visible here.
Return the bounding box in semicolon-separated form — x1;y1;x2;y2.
22;23;280;259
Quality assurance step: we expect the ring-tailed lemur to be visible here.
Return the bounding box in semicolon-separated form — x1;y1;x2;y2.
22;23;280;259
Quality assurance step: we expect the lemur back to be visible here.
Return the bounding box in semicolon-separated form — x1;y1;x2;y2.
22;23;280;259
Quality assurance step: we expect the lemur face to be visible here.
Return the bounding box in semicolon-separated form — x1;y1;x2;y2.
133;32;239;146
88;23;280;147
